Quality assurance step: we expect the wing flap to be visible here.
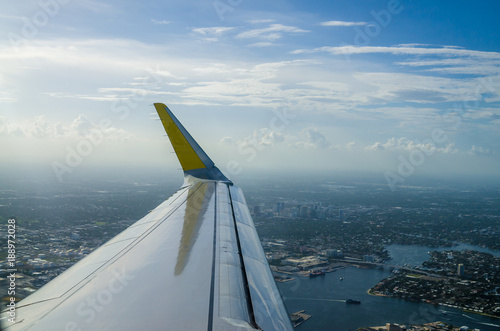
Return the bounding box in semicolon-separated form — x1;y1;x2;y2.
229;186;293;330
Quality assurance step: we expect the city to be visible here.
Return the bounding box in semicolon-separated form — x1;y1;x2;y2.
1;172;499;330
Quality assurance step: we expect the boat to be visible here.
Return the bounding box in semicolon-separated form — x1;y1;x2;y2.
339;277;344;281
346;299;361;304
309;270;325;278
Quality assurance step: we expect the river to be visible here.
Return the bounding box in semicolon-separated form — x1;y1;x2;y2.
277;244;500;330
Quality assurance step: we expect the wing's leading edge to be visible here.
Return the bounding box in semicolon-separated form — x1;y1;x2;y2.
1;104;292;330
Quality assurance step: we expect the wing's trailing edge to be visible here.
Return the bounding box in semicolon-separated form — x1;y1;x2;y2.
2;104;293;331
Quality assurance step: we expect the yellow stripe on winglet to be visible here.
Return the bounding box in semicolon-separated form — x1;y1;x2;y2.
154;103;206;172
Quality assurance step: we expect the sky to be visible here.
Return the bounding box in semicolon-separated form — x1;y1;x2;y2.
1;0;500;186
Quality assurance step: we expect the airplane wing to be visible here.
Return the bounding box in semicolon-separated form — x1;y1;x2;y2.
1;103;293;331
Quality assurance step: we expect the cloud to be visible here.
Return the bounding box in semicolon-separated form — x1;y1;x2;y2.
243;128;285;147
2;38;499;150
293;128;331;150
247;19;275;24
334;141;356;151
70;115;94;137
468;145;494;155
462;109;499;120
220;136;235;145
0;115;134;142
192;27;235;36
192;26;235;42
365;137;458;154
151;19;171;25
179;59;318;107
320;21;367;27
27;116;59;139
0;117;24;137
247;42;275;48
292;45;500;60
220;129;286;156
236;24;309;41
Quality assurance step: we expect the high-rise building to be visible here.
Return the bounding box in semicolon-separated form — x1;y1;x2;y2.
276;202;284;216
253;205;261;216
299;205;309;218
458;263;465;276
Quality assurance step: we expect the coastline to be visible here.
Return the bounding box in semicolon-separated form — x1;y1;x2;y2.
367;287;500;320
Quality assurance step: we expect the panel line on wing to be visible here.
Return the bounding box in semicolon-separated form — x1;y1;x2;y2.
16;183;204;314
207;182;219;331
226;185;258;329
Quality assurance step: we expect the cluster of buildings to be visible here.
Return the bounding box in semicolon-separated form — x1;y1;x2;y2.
281;256;329;271
0;219;132;301
360;322;479;331
253;201;347;220
370;250;500;318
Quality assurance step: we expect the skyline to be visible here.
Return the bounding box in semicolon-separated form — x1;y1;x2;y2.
1;0;500;186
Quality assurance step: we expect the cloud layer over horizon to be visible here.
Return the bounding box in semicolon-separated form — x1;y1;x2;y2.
1;0;500;185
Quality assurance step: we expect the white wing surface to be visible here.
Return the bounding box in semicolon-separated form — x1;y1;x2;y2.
1;103;293;331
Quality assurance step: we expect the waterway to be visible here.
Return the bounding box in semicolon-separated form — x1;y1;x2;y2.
277;244;500;330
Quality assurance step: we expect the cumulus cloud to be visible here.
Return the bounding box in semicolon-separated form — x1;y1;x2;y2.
468;145;494;155
0;117;24;137
365;137;458;154
0;115;134;141
243;128;285;147
293;128;331;150
334;141;356;151
28;116;57;139
70;115;94;137
220;136;236;145
223;128;286;151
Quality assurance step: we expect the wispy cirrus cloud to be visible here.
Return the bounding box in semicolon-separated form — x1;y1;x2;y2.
320;20;367;27
247;19;275;24
192;26;235;36
247;42;275;48
151;19;171;25
236;24;309;41
291;45;500;60
192;26;235;42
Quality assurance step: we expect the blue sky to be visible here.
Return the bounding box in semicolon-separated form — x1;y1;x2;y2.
1;0;500;185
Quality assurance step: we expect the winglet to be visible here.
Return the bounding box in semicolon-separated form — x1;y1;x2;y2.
154;103;231;183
